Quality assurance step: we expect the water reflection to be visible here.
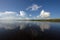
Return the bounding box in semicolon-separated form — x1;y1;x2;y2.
19;23;27;30
0;21;50;31
0;23;16;30
0;21;60;40
40;22;50;32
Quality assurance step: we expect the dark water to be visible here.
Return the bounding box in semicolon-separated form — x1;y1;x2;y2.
0;21;60;40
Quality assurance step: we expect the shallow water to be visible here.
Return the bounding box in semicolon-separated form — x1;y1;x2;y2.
0;21;60;40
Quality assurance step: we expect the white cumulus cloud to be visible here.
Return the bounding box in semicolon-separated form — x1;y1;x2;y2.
0;11;18;18
0;11;20;20
40;10;50;18
0;10;50;20
20;11;27;17
19;11;30;20
37;10;50;19
26;4;42;11
0;11;30;20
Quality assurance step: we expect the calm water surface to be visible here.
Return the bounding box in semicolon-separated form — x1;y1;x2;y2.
0;21;60;40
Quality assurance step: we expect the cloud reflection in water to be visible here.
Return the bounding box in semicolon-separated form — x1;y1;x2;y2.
0;21;50;32
39;22;50;32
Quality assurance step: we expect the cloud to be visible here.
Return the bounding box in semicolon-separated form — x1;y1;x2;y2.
37;10;50;18
26;4;42;11
0;11;30;20
0;10;50;20
29;14;32;16
0;11;18;17
0;11;19;20
0;11;17;15
20;11;27;17
40;10;50;18
19;11;31;20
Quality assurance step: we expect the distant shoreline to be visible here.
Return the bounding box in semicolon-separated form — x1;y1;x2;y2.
0;19;60;22
16;19;60;22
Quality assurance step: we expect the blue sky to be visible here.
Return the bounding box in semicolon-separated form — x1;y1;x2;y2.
0;0;60;20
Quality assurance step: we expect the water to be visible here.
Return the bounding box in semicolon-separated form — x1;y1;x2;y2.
0;21;60;40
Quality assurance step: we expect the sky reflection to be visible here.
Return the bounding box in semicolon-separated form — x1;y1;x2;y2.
0;21;50;32
39;22;50;32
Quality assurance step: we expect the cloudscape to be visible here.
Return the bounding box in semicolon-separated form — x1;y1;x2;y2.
0;0;60;20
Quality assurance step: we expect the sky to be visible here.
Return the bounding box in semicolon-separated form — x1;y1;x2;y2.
0;0;60;20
